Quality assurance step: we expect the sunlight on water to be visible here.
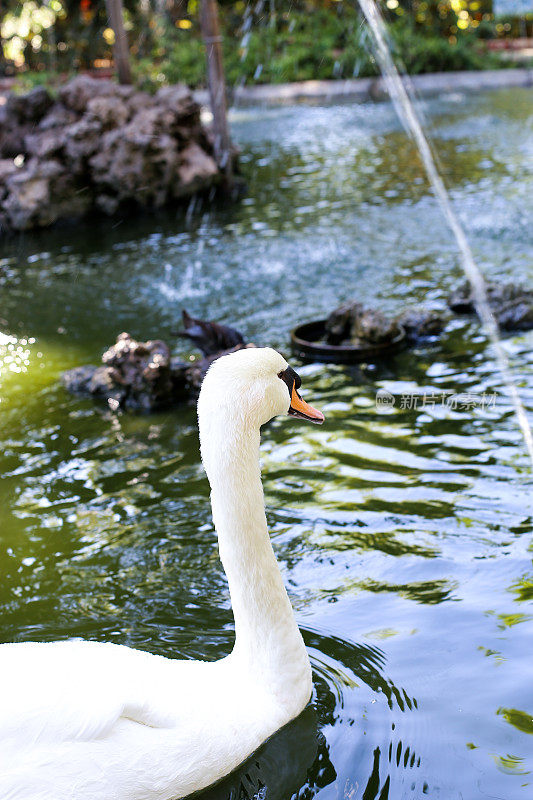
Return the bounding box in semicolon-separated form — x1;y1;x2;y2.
0;332;90;410
0;333;35;400
0;89;532;800
356;0;533;466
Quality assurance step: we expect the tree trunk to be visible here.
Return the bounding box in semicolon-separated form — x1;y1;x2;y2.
0;2;5;75
199;0;233;188
105;0;132;85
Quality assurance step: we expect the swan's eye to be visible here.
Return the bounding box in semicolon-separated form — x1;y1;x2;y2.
278;366;301;394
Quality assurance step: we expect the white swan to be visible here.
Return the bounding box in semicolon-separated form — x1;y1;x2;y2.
0;347;324;800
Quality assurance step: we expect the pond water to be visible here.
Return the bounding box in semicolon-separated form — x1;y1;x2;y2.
1;87;532;800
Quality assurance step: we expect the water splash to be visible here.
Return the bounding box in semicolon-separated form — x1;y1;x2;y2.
356;0;533;468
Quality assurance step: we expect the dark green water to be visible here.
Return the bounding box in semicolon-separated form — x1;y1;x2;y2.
1;87;532;799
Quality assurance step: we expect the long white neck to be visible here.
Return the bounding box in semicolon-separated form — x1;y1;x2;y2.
200;414;312;709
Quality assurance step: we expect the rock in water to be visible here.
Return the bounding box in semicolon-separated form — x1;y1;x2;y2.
325;301;362;345
61;364;98;396
61;330;252;412
101;334;175;412
2;158;91;231
325;300;400;345
396;308;449;342
62;333;187;412
498;300;533;332
0;77;227;233
351;307;400;344
448;280;533;332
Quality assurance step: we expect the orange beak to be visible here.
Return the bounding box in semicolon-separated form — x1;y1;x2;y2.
288;384;325;424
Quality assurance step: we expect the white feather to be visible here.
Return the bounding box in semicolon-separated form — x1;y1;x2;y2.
0;348;313;800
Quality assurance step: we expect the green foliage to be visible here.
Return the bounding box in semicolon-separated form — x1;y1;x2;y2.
132;7;375;88
494;13;533;37
2;0;512;90
390;21;505;73
222;9;375;83
383;0;494;39
133;5;505;89
10;69;69;94
133;31;206;91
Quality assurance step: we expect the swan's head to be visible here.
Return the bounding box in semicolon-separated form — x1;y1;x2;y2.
198;347;324;432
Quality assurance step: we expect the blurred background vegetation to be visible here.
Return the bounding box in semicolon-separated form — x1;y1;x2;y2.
1;0;532;90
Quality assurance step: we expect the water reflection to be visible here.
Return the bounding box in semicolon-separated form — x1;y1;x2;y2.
306;630;423;799
497;708;533;736
196;705;329;800
0;90;532;799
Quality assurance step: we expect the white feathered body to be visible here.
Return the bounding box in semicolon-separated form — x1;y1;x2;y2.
0;639;308;800
0;349;313;800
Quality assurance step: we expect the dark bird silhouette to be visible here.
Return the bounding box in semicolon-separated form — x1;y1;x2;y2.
177;310;245;356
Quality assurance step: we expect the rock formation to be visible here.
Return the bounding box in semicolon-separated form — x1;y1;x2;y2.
0;78;225;232
62;333;189;412
448;280;533;332
61;324;252;412
396;308;449;342
325;301;402;346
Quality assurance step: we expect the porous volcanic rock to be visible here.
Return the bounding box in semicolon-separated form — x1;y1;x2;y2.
2;158;91;231
6;86;54;123
325;300;401;346
0;76;225;233
61;331;251;412
62;333;188;413
396;308;449;342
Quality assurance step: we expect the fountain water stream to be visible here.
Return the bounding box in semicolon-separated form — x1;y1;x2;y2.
356;0;533;467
